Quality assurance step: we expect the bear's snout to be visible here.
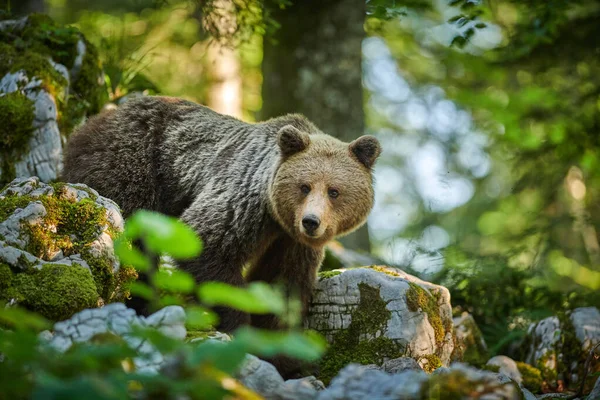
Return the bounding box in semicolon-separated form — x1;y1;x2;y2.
302;214;321;236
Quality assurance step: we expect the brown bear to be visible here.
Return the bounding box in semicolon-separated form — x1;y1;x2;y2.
63;96;380;371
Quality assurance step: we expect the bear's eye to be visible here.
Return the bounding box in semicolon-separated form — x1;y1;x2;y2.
328;188;339;199
300;184;311;194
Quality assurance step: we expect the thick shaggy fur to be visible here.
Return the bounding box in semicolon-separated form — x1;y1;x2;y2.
63;96;380;374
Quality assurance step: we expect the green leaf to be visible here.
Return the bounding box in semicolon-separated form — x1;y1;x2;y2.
186;306;219;330
124;211;203;259
114;237;150;271
152;269;195;294
233;327;326;361
189;340;247;375
128;282;154;300
0;305;50;331
198;282;285;315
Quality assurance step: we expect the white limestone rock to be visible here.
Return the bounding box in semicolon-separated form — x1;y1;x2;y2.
307;266;454;374
40;303;187;374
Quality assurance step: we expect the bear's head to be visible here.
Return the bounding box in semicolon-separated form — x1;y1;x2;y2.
270;124;381;247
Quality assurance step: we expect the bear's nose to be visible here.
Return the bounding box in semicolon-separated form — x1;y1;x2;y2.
302;214;320;235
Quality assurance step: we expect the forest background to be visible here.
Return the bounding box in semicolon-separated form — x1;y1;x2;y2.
5;0;600;356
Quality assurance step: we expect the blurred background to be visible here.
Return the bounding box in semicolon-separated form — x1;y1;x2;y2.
4;0;600;355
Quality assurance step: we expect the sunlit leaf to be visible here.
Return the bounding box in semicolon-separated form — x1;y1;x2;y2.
124;211;203;259
186;306;219;330
233;327;326;361
198;282;285;315
114;237;150;271
152;269;195;294
128;282;154;301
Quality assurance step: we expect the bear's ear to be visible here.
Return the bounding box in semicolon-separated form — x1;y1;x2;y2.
277;125;311;157
349;135;381;169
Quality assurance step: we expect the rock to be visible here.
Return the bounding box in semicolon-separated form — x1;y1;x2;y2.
487;356;523;385
307;266;454;382
453;311;489;366
0;177;135;320
382;357;423;373
0;14;106;185
316;363;521;400
41;303;186;374
274;376;324;400
523;307;600;391
237;355;285;398
589;374;600;400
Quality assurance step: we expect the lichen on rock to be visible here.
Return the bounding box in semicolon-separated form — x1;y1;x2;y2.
307;266;454;383
452;312;489;367
523;307;600;392
0;177;134;320
0;13;107;184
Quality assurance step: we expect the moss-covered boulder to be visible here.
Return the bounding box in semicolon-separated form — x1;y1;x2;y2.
0;177;135;321
0;14;107;185
452;312;489;367
309;266;454;383
522;307;600;392
319;363;522;399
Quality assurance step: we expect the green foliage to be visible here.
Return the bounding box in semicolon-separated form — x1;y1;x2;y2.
369;0;600;356
0;92;34;184
199;281;285;315
0;209;326;399
0;13;107;138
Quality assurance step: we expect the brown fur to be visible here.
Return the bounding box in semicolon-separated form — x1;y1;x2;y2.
62;96;380;377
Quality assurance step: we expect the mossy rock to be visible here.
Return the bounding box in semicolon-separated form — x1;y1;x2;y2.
524;308;600;393
2;262;98;321
516;361;543;393
0;13;107;185
0;177;134;321
308;266;455;383
452;312;489;367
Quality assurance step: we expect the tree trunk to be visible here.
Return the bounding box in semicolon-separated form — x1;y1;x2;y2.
261;0;370;252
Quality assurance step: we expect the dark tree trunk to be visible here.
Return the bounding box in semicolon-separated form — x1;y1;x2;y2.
261;0;370;252
6;0;45;16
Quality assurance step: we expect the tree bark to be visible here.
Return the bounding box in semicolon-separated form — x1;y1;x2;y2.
261;0;370;251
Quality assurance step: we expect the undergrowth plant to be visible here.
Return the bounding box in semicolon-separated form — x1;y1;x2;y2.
0;210;325;399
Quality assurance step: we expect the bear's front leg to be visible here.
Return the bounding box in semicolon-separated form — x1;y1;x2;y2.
246;234;324;329
246;235;324;379
179;197;253;333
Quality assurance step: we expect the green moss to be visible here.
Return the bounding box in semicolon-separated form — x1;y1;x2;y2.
367;265;401;277
0;262;13;290
23;192;107;260
516;361;543;393
0;193;35;222
3;263;98;321
318;270;342;280
0;14;107;141
406;282;445;346
318;283;404;384
536;350;558;386
0;92;35;185
419;353;442;373
555;311;599;392
421;369;520;400
70;37;107;115
1;185;134;307
453;315;489;367
481;364;500;373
